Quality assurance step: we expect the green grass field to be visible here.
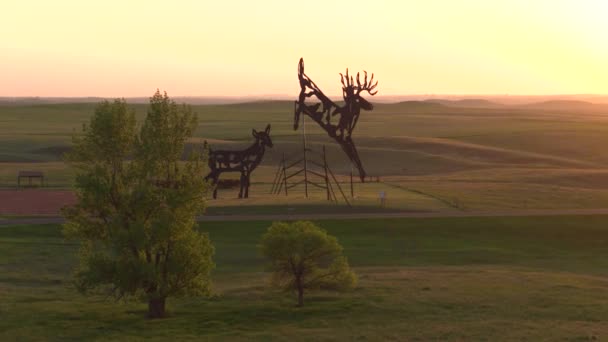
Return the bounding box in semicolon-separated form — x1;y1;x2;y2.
2;216;608;340
2;100;608;211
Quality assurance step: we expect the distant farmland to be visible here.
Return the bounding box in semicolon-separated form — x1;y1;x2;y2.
2;99;608;212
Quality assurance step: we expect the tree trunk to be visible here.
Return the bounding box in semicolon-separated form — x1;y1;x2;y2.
297;284;304;307
297;288;304;307
148;297;167;319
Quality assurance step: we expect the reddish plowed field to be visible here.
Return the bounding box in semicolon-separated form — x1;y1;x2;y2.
0;190;76;216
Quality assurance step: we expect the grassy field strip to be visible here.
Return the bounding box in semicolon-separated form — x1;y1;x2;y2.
2;217;608;340
8;208;608;226
383;135;601;167
383;182;463;210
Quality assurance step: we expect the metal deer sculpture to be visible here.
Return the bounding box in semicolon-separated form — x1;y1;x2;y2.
294;58;378;181
205;124;273;199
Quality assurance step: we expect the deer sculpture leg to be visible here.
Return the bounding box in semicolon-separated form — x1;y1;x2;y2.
206;170;221;199
211;173;220;199
244;172;251;198
237;166;251;199
238;172;246;199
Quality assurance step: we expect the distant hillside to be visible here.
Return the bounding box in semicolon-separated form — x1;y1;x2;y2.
3;95;608;108
0;96;292;106
221;100;294;107
425;99;503;108
518;100;608;113
376;101;447;111
0;97;106;105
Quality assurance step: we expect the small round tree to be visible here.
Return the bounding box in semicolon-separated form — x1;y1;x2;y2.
63;92;214;318
260;221;356;307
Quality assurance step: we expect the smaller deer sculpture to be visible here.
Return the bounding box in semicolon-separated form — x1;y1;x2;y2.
205;124;273;199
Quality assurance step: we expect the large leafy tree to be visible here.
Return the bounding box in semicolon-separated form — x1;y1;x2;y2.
63;91;214;318
260;221;356;306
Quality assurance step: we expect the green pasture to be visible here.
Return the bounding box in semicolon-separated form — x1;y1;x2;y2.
2;216;608;340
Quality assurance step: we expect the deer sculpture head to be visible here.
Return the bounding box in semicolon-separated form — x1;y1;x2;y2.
340;69;378;112
252;124;273;148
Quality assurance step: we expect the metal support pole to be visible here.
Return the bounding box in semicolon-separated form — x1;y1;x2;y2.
302;112;308;198
323;146;330;201
282;153;288;196
350;163;354;198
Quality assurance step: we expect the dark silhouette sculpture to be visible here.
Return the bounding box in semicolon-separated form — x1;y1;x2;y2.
205;124;273;199
294;58;378;181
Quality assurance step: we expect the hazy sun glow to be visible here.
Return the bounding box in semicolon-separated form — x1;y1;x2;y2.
2;0;607;97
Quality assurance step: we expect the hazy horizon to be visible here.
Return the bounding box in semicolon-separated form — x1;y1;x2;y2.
3;93;608;106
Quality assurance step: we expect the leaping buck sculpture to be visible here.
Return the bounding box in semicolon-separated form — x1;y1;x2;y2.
205;124;273;199
294;58;378;182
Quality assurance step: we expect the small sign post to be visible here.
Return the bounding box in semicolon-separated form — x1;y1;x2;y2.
379;190;386;207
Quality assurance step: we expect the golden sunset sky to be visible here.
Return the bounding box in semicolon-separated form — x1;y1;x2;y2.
2;0;607;97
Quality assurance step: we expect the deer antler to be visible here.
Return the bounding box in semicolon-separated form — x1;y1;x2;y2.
356;71;378;96
340;68;352;89
341;69;378;96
